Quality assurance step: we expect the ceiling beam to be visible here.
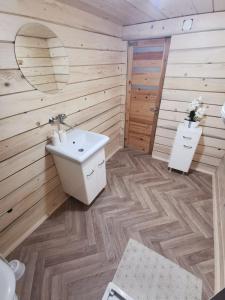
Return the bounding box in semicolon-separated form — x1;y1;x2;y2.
123;11;225;40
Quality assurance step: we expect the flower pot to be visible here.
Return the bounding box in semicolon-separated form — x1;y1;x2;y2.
184;120;200;128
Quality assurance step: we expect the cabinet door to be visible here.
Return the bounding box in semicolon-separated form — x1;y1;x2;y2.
95;151;107;191
82;148;107;204
169;143;195;172
83;158;99;204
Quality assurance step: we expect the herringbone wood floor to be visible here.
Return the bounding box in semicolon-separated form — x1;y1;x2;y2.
9;149;214;300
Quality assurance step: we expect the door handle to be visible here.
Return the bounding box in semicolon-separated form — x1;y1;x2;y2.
150;107;159;112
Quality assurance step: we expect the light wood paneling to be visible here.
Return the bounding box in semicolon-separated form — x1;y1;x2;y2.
0;4;126;255
0;13;125;49
162;89;225;106
0;0;222;31
214;0;225;11
0;76;125;120
0;0;122;37
168;47;225;64
58;0;217;26
0;185;68;256
59;0;152;26
166;63;225;78
153;30;225;174
170;30;225;50
213;155;225;293
0;89;124;141
123;11;225;40
0;166;57;216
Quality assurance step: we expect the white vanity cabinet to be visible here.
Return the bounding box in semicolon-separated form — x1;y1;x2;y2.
53;148;107;205
168;124;202;173
46;129;109;205
82;149;106;204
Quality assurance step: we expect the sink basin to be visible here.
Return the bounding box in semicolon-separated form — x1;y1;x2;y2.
46;129;109;163
0;259;16;300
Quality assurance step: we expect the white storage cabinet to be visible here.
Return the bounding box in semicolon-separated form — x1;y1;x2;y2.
168;124;202;173
53;148;107;205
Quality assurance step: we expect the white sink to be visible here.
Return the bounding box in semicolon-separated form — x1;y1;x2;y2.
0;259;16;300
46;129;109;205
46;129;109;163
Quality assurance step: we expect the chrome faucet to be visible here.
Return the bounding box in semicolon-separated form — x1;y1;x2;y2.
58;113;67;124
49;114;73;129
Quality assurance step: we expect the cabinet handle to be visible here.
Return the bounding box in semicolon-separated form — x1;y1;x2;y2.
86;169;94;177
183;145;192;149
183;136;192;140
98;160;105;166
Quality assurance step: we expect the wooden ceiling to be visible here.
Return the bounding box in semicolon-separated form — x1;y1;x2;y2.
57;0;225;25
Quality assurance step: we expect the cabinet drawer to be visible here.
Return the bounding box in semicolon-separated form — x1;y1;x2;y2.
173;140;196;154
178;128;201;146
175;134;199;148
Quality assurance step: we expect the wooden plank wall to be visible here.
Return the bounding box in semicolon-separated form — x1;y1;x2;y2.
152;30;225;174
213;154;225;292
123;11;225;40
0;2;127;255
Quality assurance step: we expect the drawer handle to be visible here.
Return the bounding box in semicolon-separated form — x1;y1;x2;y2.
183;145;192;149
98;160;105;166
183;136;192;140
86;169;94;177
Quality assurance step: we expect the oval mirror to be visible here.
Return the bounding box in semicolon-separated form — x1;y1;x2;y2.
15;23;69;94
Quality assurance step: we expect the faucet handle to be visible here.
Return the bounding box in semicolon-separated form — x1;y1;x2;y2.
58;114;67;122
49;117;56;124
49;114;67;125
59;113;67;118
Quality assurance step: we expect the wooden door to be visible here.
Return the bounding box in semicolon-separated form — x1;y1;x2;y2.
125;38;170;153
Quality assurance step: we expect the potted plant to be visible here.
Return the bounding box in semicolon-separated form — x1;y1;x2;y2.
185;97;206;128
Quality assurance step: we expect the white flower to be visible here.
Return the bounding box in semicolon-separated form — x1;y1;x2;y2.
195;107;206;120
186;97;206;122
198;96;203;103
189;99;200;111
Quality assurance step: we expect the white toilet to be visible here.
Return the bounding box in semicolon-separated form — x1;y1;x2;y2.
0;257;25;300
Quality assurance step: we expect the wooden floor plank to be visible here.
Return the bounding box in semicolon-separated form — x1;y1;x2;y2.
8;149;214;300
